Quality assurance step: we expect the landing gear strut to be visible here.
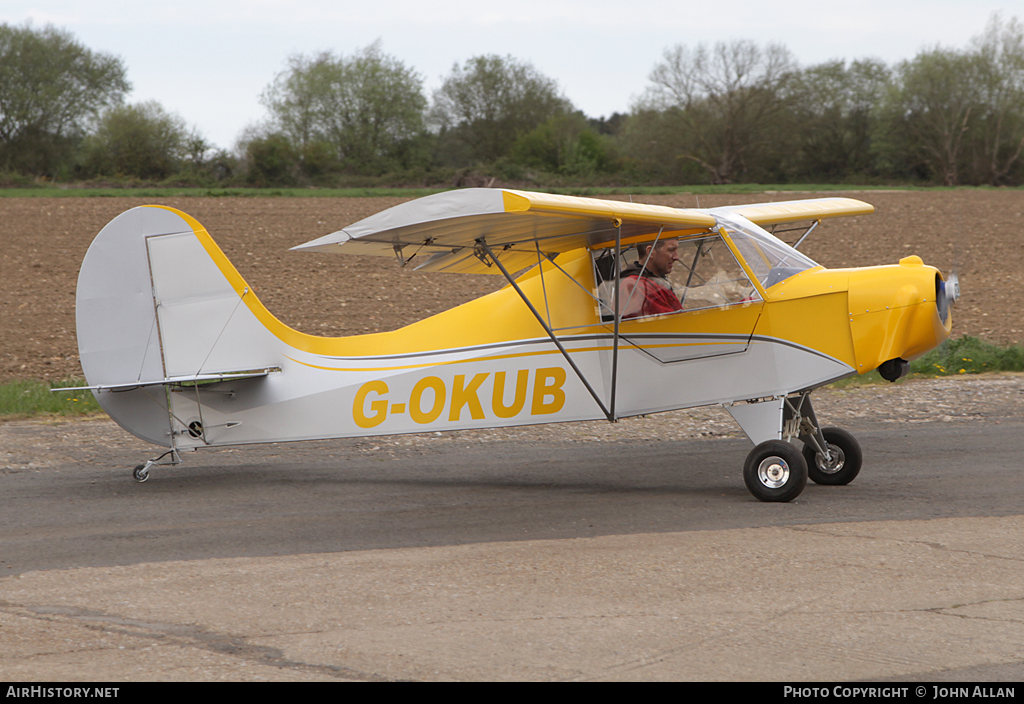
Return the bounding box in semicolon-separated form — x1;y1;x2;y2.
803;427;862;485
730;391;863;502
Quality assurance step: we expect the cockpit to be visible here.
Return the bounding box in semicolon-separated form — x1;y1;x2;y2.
593;213;819;322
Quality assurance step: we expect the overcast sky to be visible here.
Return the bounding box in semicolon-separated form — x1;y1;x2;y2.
5;1;1022;150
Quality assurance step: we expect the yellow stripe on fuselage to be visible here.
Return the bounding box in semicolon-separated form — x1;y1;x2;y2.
285;338;756;373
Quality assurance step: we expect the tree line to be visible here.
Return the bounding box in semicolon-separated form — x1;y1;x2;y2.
2;14;1023;188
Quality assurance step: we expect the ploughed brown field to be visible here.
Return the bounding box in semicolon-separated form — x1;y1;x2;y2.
1;190;1021;384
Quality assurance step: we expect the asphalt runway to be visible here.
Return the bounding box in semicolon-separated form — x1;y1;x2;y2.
2;416;1022;681
2;418;1022;576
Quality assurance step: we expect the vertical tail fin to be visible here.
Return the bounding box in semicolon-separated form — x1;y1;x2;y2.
77;206;279;446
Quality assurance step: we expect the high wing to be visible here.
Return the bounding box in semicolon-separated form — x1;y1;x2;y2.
291;188;716;275
292;190;874;275
708;197;874;226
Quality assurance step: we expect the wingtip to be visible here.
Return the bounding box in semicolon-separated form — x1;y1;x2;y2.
291;229;352;252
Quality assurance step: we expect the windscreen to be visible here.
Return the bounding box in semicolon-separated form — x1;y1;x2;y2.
715;212;818;289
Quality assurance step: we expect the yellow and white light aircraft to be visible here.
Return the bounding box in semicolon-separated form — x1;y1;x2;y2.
70;189;959;501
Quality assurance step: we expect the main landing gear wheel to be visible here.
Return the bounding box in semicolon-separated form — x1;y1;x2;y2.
803;427;863;486
743;440;808;502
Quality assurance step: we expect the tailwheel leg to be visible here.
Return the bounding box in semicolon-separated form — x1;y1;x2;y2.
131;449;180;483
133;462;154;483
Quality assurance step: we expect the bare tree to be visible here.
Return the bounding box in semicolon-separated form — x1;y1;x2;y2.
785;59;892;179
970;13;1024;185
639;40;796;183
892;48;980;186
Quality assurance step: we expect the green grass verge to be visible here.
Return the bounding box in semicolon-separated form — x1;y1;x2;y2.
909;335;1024;376
830;336;1024;388
0;379;103;419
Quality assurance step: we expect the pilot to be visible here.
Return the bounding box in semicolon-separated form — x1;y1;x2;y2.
618;238;683;319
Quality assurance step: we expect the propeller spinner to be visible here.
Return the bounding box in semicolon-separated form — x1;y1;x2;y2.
937;271;960;324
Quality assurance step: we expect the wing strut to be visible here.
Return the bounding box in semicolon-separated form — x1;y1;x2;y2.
610;222;622;421
792;220;820;250
478;240;615;422
768;219;821;251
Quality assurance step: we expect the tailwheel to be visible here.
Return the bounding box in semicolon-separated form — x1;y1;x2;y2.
803;427;862;486
130;450;180;483
743;440;808;502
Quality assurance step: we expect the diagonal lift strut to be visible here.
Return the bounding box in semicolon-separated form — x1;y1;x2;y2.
477;239;617;422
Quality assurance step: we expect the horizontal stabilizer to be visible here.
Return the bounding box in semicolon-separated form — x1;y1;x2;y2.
56;367;281;393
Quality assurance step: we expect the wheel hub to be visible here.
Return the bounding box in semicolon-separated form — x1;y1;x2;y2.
815;443;846;474
757;456;790;488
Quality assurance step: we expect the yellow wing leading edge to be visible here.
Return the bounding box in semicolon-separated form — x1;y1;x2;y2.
709;197;875;226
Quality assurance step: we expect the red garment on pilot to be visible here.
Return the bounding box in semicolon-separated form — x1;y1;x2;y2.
620;274;683;319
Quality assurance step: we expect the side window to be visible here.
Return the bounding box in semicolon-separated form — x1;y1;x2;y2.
668;235;760;311
593;234;759;321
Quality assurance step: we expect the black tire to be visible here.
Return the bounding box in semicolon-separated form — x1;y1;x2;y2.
133;464;149;483
803;427;862;486
743;440;808;502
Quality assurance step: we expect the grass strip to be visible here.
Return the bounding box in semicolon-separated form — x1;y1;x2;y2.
909;335;1024;376
830;336;1024;388
0;379;103;419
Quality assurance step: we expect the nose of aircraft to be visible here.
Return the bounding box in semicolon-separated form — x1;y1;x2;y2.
847;256;957;379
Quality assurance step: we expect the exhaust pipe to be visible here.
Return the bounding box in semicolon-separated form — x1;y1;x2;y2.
879;357;910;382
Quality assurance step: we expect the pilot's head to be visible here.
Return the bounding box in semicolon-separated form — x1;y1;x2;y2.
638;239;680;277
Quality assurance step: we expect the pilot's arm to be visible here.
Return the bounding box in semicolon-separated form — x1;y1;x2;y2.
619;275;683;318
617;277;645;319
